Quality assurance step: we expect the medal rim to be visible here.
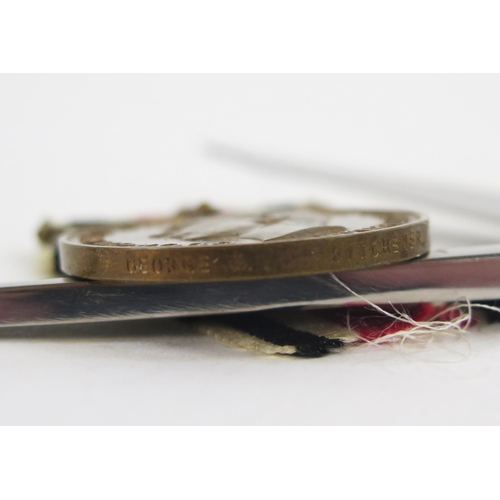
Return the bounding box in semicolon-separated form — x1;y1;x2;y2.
57;208;430;282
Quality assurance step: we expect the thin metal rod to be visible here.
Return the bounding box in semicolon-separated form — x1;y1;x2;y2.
208;144;500;227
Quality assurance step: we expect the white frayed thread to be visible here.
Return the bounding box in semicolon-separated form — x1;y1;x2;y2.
468;303;500;314
330;274;474;350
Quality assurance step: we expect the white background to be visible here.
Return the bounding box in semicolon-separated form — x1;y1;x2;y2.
1;74;500;425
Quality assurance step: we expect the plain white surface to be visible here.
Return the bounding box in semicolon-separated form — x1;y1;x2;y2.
1;74;500;425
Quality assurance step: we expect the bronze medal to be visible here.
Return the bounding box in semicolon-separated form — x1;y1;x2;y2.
55;205;429;282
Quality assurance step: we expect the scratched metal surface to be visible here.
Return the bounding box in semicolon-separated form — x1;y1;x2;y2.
1;246;500;327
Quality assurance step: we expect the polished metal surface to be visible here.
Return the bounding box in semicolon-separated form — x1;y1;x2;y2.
1;245;500;328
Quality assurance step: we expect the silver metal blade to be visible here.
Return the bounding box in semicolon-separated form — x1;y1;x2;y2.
1;245;500;328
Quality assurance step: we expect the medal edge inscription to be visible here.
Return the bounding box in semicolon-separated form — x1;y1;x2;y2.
58;217;429;282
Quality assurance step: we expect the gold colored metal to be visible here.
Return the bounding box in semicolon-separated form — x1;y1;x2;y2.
57;205;429;282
